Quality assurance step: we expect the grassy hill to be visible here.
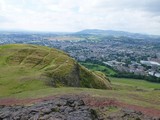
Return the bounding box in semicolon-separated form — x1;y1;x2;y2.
0;44;160;117
0;44;111;96
1;78;159;111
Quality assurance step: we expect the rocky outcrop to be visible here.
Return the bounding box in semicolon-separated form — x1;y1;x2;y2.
96;107;159;120
0;95;159;120
0;96;97;120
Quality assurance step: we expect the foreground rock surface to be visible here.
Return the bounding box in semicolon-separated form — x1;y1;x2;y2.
0;96;97;120
0;95;159;120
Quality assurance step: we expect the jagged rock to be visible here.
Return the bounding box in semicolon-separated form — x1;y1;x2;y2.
0;111;10;119
0;97;96;120
41;108;52;114
0;96;158;120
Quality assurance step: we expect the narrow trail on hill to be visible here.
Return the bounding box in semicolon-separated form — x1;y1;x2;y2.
33;50;51;68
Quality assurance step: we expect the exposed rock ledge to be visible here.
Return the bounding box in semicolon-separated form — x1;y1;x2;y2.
0;95;159;120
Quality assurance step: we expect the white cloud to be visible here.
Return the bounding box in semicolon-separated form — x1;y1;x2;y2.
0;0;160;34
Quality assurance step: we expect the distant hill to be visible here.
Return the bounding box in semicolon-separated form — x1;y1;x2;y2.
75;29;159;39
0;44;111;96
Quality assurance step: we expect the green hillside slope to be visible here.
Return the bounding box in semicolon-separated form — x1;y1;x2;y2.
0;44;111;96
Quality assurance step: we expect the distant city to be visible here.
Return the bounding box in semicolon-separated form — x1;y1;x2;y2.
0;30;160;79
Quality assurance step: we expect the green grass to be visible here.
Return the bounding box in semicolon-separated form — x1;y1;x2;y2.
2;86;159;110
80;62;116;76
0;65;50;97
109;77;160;90
0;77;160;110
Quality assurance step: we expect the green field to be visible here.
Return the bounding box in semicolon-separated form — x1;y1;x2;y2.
110;77;160;90
80;62;116;76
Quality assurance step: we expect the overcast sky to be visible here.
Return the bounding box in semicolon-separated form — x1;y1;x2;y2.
0;0;160;34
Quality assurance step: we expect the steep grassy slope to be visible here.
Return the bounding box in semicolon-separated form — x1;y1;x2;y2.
0;44;111;96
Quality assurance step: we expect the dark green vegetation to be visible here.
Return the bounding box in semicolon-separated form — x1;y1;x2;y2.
0;44;111;97
113;72;160;83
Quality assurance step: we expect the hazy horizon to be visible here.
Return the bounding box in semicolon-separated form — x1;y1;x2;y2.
0;0;160;35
